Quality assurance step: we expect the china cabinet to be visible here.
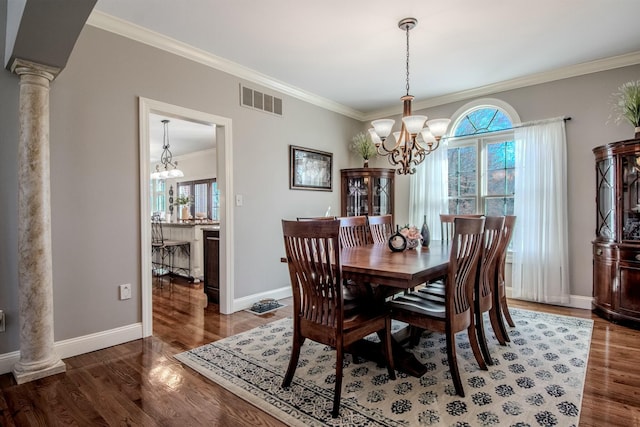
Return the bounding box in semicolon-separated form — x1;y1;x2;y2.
593;138;640;328
340;168;395;218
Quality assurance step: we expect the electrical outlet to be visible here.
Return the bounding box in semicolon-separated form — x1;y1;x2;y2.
119;284;132;300
0;310;5;332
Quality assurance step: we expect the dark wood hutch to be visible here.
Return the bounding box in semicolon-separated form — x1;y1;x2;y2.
340;168;395;219
593;138;640;328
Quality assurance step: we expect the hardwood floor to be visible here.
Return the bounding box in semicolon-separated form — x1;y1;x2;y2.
1;277;639;426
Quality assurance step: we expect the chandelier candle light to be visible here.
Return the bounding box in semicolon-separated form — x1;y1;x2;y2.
151;119;184;180
369;18;451;175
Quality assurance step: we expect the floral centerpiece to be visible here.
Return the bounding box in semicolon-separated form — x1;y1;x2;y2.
400;224;422;249
609;80;640;138
350;132;377;167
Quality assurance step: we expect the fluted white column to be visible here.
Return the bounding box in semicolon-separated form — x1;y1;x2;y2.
10;59;66;384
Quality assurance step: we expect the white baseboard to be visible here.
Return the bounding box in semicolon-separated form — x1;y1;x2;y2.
233;285;292;312
506;287;593;310
0;323;143;375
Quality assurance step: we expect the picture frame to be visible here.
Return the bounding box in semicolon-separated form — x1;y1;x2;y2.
289;145;333;191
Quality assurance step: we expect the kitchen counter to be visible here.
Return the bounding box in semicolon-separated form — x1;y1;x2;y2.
158;222;220;282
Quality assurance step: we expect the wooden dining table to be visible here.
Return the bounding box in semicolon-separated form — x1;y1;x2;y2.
340;242;451;377
280;241;452;377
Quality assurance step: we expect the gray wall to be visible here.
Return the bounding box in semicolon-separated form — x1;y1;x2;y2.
0;24;361;353
1;13;638;355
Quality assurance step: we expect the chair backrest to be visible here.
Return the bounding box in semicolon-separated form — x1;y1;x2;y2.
440;214;484;242
446;217;485;321
477;216;505;304
282;219;343;329
496;215;516;286
338;216;369;247
367;214;393;244
152;214;164;245
297;216;337;221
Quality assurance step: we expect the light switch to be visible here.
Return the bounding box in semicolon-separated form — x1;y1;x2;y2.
236;194;244;206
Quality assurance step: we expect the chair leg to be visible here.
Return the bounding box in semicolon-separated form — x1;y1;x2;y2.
383;317;396;380
489;304;507;345
475;309;493;366
282;330;304;388
467;322;488;371
332;343;344;418
501;295;515;327
446;328;464;397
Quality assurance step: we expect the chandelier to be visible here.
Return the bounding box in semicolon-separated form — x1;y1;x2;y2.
151;119;184;180
369;18;451;175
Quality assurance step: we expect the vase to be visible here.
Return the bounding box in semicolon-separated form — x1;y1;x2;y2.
363;159;369;168
420;215;430;247
181;206;189;220
406;238;419;250
635;126;640;139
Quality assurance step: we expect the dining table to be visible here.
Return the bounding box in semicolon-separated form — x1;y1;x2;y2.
280;240;452;377
338;241;451;377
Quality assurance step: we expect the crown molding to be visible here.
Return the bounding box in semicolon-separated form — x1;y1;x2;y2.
86;10;366;121
364;51;640;121
87;11;640;124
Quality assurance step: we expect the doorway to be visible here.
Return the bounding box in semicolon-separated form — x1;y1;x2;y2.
139;97;234;337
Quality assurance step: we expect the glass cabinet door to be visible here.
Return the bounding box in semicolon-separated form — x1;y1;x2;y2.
372;176;392;215
346;177;369;216
596;158;615;240
622;154;640;241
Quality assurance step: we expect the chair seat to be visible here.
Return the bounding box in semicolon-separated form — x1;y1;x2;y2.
162;239;190;247
388;293;446;319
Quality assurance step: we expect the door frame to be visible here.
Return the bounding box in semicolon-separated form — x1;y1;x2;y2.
139;97;234;337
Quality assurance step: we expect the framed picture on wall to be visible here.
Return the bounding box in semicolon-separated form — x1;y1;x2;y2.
289;145;333;191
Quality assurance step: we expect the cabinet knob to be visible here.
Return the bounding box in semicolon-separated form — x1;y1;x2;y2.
596;249;603;256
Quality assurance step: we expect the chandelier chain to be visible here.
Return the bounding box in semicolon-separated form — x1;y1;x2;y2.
405;24;410;96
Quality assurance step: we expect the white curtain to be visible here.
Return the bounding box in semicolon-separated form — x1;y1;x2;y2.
409;141;449;240
512;119;570;304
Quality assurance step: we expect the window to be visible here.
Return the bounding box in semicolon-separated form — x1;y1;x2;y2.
448;106;515;216
177;178;219;220
150;179;166;217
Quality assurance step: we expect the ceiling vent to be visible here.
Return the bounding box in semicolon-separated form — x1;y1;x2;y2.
240;84;283;116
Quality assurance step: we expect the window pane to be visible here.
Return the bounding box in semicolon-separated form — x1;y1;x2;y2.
485;197;514;216
486;141;515;196
194;183;208;217
453;108;513;137
211;182;219;220
450;198;476;214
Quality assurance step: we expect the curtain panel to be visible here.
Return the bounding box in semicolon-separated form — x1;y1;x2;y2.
512;119;570;304
409;141;449;239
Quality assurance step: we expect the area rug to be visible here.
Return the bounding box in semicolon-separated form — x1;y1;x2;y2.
175;308;593;426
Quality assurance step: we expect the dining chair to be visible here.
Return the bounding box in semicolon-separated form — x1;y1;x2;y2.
281;219;395;418
338;215;374;308
338;215;370;247
296;216;337;221
440;213;484;242
388;217;487;397
367;214;393;244
489;215;517;344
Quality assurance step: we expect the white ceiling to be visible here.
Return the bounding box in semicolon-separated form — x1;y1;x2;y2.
94;0;640;119
149;113;215;162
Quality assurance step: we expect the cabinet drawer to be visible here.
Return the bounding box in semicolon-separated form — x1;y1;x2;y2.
619;249;640;263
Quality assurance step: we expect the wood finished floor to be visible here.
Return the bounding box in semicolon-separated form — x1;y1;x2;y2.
1;276;639;426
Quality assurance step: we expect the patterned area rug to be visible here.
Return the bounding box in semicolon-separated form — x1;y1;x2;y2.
175;309;593;426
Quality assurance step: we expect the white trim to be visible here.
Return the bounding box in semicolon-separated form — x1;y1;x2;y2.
0;323;143;375
505;287;593;310
139;98;234;333
86;10;640;124
232;286;293;313
86;11;363;121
